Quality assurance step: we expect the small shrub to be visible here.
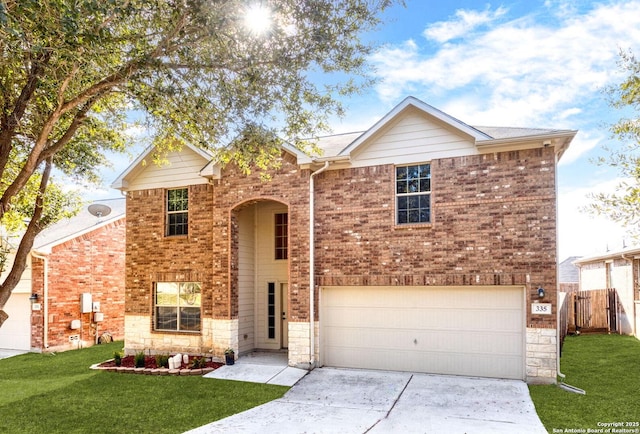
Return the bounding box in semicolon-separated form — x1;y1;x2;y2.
113;351;123;367
134;351;146;368
189;357;206;369
155;354;169;368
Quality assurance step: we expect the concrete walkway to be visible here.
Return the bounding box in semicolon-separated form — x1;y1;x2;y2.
189;366;547;434
203;351;308;386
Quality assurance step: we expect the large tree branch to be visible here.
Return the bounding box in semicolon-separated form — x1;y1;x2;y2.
0;157;52;327
0;97;97;219
60;11;190;116
1;10;191;219
0;51;52;182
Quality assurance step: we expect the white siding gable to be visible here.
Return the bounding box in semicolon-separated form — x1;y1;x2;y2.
125;147;210;191
349;107;479;167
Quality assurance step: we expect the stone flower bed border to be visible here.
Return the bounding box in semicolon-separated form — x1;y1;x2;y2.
90;355;224;376
90;363;218;376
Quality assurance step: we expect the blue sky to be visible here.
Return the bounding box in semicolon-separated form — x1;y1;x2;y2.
95;0;640;261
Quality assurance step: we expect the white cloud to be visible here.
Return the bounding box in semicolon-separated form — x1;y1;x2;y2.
370;1;640;127
558;177;631;259
423;6;508;43
558;130;602;165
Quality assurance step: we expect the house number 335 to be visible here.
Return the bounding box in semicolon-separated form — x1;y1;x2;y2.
531;303;552;315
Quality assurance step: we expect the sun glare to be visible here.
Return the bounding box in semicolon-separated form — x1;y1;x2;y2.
244;4;272;35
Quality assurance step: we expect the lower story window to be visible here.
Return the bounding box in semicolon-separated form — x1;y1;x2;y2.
155;282;201;332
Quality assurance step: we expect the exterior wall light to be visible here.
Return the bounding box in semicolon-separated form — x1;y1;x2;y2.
29;293;39;303
537;287;545;298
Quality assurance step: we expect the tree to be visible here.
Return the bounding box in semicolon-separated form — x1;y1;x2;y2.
588;50;640;240
0;0;396;328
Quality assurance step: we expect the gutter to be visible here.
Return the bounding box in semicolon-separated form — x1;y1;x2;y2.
309;161;330;367
31;250;49;350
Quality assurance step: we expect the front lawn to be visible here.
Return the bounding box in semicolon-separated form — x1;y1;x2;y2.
529;334;640;433
0;341;288;434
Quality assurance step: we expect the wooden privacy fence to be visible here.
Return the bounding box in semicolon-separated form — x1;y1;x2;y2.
559;288;620;354
564;288;620;333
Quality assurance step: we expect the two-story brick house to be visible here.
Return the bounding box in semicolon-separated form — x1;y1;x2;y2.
113;96;576;384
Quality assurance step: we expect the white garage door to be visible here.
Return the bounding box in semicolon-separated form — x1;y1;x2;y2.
321;286;524;380
0;293;31;351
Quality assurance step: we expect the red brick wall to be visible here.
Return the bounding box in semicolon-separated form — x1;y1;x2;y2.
31;218;126;351
125;147;558;329
126;183;215;322
125;152;311;323
314;147;558;327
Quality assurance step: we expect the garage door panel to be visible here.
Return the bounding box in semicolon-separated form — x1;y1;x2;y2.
321;286;524;380
325;306;521;332
325;327;521;355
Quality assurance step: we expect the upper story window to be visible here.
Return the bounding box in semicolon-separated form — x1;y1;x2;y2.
275;213;288;260
396;164;431;224
167;188;188;236
154;282;201;332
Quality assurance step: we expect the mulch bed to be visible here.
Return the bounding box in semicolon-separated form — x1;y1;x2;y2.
93;355;224;376
99;355;222;370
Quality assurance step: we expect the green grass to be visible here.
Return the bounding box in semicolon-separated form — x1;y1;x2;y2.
529;334;640;433
0;341;288;434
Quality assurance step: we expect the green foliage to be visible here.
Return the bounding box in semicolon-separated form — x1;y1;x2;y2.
529;334;640;431
113;351;123;367
133;351;145;368
0;341;288;433
155;354;169;368
189;357;206;369
0;0;397;307
589;49;640;239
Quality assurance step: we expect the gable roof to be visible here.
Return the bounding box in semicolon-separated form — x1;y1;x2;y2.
111;142;213;190
303;96;576;165
33;198;125;254
338;96;492;158
112;95;578;183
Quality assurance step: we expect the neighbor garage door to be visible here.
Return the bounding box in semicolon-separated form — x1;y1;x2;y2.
0;293;31;351
321;286;524;380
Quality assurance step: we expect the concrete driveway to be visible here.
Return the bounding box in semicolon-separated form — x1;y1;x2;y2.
0;349;27;360
185;368;547;434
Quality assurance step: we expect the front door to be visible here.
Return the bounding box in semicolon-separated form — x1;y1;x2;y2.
281;283;288;349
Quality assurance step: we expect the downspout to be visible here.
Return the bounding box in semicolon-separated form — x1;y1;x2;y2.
309;161;330;367
31;251;49;349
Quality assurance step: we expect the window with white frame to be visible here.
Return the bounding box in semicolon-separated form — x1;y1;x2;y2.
275;213;288;260
166;188;188;236
396;164;431;224
154;282;201;332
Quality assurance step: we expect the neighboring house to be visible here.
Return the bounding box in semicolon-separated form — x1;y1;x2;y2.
113;96;576;384
0;198;126;352
573;247;640;337
559;256;581;293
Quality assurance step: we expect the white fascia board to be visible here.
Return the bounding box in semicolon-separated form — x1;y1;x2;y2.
476;130;577;161
573;246;640;265
111;144;154;190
